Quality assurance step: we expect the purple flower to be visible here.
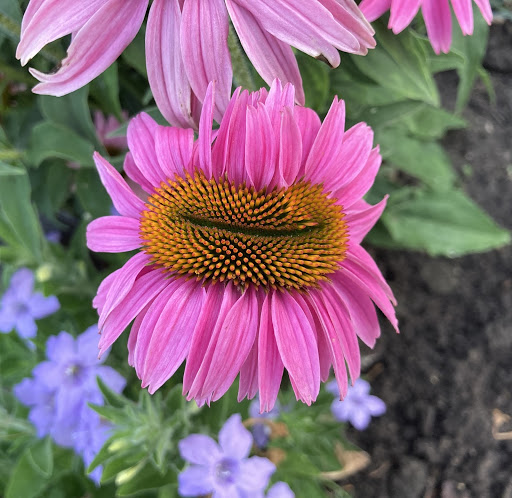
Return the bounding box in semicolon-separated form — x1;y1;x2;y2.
14;325;126;482
249;398;281;449
267;482;294;498
178;414;276;498
327;378;386;431
0;268;59;340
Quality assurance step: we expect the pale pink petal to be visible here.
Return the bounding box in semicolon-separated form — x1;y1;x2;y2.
93;152;145;218
146;0;196;129
344;197;388;245
141;281;205;393
317;0;376;49
128;303;151;367
93;269;120;314
155;126;194;179
305;97;345;186
334;145;380;209
271;291;320;405
226;0;305;105
258;294;284;412
181;0;232;119
388;0;421;33
265;80;295;134
451;0;474;35
99;252;150;329
99;269;170;355
127;113;167;187
422;0;453;54
235;0;360;65
331;271;381;348
359;0;391;22
17;0;103;65
124;152;154;194
30;0;148;96
203;287;259;401
86;216;141;253
245;104;277;190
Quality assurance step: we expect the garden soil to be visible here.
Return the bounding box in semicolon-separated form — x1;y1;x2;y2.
346;22;512;498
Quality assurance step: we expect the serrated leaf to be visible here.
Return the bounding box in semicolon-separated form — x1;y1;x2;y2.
381;189;511;256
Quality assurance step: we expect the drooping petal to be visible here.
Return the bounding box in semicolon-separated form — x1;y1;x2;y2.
271;291;320;405
359;0;391;22
86;216;141;253
202;287;259;402
99;252;150;329
93;152;145;218
238;334;259;402
123;152;154;194
474;0;493;24
181;0;232;119
422;0;453;54
451;0;474;35
142;281;205;393
388;0;422;33
146;0;196;129
99;269;170;355
258;294;285;413
30;0;148;96
344;197;388;246
226;0;304;105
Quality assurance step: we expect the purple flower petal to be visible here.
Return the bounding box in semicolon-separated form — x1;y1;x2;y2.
267;481;295;498
237;456;276;492
10;268;34;300
179;434;222;465
178;466;214;497
218;414;253;461
15;314;37;339
27;293;60;319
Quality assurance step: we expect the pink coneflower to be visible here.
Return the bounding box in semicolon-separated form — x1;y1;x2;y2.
359;0;492;54
17;0;375;127
87;80;398;411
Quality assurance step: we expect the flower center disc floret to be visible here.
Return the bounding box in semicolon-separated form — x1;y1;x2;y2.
140;171;349;291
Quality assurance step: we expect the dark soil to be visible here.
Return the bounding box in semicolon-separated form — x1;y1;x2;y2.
347;23;512;498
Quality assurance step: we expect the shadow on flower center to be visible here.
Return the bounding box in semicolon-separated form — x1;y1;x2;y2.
214;458;240;485
140;171;348;291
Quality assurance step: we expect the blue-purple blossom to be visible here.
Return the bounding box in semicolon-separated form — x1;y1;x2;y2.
266;482;294;498
178;414;276;498
14;325;126;483
249;398;281;449
327;378;386;430
0;268;59;340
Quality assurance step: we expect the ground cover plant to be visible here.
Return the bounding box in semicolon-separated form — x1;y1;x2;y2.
0;1;510;497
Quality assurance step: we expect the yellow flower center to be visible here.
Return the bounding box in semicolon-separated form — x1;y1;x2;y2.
139;171;348;291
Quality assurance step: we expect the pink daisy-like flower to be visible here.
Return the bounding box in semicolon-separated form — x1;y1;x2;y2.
17;0;375;128
87;80;398;411
359;0;492;54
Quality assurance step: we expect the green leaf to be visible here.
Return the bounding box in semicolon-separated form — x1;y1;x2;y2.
97;376;128;409
400;105;466;139
376;129;456;191
381;189;511;256
297;53;331;114
0;166;43;261
76;168;112;218
27;122;95;167
0;160;24;176
121;28;147;77
39;87;101;148
353;22;439;106
90;63;124;120
116;461;177;497
5;438;53;498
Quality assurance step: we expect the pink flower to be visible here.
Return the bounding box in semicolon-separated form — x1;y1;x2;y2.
94;111;128;156
86;80;398;411
17;0;375;127
359;0;492;54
